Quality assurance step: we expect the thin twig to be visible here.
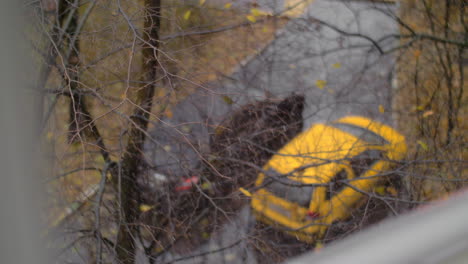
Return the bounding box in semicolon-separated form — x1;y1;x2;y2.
94;162;113;264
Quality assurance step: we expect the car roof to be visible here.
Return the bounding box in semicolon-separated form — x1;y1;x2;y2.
266;124;369;184
264;116;403;184
334;116;405;147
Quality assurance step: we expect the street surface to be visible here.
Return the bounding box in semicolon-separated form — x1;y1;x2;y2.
146;0;398;263
54;1;399;263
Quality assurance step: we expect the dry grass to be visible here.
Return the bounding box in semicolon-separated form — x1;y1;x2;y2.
43;0;288;227
394;0;467;201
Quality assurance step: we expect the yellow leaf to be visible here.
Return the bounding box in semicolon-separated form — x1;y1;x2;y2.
413;49;421;58
215;125;227;135
92;154;105;166
416;105;425;111
154;246;163;253
120;93;127;100
199;218;209;227
139;204;153;212
183;10;191;20
224;3;232;9
422;110;434;118
46;132;53;141
375;186;386;195
251;8;263;17
207;154;217;162
181;125;191;133
314;242;323;251
163;145;172;152
246;15;256;23
164;108;173;118
222;95;234;105
379;104;385;113
239;187;252;197
225;253;236;261
332;63;341;69
202;232;210;239
315;79;327;89
155;87;167;98
387;187;398;196
417;140;428;151
201;182;212;190
199;0;206;5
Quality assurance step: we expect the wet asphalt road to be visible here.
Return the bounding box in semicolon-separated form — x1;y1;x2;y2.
144;0;398;263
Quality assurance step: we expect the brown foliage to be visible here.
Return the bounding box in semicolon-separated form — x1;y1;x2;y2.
141;94;305;255
209;93;305;193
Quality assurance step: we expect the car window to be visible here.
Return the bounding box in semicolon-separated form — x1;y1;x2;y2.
331;123;388;145
263;171;314;208
325;169;348;200
349;149;382;177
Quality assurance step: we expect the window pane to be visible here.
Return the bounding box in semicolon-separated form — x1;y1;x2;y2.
331;123;388;145
325;169;348;200
349;149;382;177
263;172;314;208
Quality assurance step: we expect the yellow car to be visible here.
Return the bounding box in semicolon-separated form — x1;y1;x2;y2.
251;116;407;243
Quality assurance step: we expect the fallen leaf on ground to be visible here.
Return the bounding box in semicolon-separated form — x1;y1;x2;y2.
417;140;429;151
184;10;191;20
239;187;252;197
422;110;434;118
222;95;234;105
379;104;385;113
315;242;324;252
140;204;153;212
246;15;256;23
315;79;327;89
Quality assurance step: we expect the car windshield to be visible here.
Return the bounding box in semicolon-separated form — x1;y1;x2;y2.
331;122;388;145
263;171;314;208
325;169;348;200
349;149;382;176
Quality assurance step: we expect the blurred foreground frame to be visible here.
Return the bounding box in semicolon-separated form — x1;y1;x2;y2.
287;189;468;264
0;0;49;264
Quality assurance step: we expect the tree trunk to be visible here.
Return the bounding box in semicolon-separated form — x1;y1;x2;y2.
115;0;161;263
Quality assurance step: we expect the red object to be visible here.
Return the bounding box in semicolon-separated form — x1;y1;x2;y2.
306;211;320;219
175;176;199;192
